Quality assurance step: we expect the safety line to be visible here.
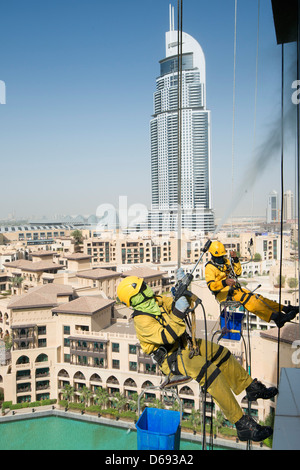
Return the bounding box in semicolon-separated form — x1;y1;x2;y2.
230;0;238;244
177;0;183;270
277;43;285;389
250;0;260;232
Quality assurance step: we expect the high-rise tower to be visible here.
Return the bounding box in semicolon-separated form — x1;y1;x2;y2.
149;6;215;233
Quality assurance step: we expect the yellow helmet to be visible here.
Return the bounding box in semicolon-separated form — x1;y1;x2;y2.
117;276;144;307
208;241;226;257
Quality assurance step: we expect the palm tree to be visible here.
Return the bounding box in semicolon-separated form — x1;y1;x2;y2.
214;410;225;437
10;276;24;293
111;392;127;413
189;408;202;434
62;384;74;408
128;392;144;414
152;398;165;409
80;386;92;408
94;387;109;410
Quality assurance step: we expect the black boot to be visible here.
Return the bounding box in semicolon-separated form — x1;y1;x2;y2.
272;308;298;328
235;415;273;442
282;305;299;314
246;379;278;401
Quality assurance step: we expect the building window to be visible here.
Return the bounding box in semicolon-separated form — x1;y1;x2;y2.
112;359;120;369
38;338;47;348
129;344;137;354
112;343;119;353
38;326;46;336
64;326;70;335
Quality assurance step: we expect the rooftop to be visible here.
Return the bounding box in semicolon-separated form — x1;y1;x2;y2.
76;268;121;280
260;323;300;345
121;266;167;280
65;253;92;260
3;259;62;272
52;296;115;316
8;284;75;310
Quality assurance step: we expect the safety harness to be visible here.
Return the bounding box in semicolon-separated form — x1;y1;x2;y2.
131;306;190;379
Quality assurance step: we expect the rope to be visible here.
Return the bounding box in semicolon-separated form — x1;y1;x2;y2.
250;0;260;232
177;0;183;269
230;0;238;244
297;2;300;344
277;43;285;388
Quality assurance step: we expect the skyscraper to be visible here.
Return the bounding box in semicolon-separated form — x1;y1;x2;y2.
149;6;215;233
266;190;279;223
283;190;294;221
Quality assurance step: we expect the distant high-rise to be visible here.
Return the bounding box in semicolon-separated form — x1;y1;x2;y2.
267;190;279;223
148;6;214;233
283;190;294;221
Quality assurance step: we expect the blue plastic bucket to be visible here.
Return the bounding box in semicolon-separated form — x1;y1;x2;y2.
220;310;244;341
136;407;181;450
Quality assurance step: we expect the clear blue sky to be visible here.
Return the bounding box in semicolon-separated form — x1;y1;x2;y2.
0;0;297;221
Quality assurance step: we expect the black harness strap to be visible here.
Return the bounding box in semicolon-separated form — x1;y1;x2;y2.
210;345;224;364
215;350;231;369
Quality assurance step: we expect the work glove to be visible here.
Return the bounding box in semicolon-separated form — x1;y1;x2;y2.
176;268;185;282
175;296;190;314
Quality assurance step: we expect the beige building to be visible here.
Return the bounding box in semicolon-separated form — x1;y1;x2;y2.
1;278;298;425
75;268;122;299
3;259;63;294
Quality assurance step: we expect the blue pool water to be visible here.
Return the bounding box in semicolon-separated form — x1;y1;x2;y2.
0;416;227;450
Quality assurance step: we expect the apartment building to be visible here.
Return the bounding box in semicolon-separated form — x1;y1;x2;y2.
83;234;178;266
76;268;122;299
3;259;63;294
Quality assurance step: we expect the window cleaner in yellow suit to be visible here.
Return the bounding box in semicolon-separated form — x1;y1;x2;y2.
117;275;277;442
205;241;299;328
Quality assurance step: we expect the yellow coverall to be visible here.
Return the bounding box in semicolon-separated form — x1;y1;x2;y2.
205;258;283;322
132;295;252;424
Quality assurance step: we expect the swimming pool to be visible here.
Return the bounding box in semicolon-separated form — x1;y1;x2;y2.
0;415;228;450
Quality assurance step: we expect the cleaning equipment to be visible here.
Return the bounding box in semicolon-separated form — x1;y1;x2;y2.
136;387;182;450
220;304;245;341
172;239;212;358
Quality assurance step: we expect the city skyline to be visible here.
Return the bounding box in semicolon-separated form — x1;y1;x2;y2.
0;1;298;223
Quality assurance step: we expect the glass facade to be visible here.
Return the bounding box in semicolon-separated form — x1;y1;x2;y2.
160;53;193;76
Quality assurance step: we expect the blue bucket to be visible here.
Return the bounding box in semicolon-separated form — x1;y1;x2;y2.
220;310;244;341
136;407;181;450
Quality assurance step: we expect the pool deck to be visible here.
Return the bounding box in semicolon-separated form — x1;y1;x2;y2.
0;405;268;451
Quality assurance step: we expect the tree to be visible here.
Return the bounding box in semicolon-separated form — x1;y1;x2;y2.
62;384;74;407
3;334;12;351
128;392;144;413
152;398;165;409
10;276;24;290
71;230;83;245
80;386;92;407
214;410;225;436
189;408;202;434
253;253;262;261
94;387;109;410
111;391;127;413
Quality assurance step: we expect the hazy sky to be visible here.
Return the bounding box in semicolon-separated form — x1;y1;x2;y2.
0;0;298;222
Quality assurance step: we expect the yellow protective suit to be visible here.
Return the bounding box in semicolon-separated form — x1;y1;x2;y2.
205;258;283;322
132;295;252;424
